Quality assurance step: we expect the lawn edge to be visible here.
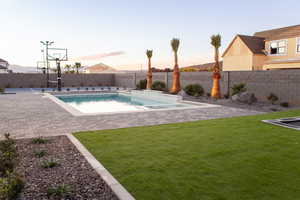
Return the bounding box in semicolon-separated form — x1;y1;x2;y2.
67;134;135;200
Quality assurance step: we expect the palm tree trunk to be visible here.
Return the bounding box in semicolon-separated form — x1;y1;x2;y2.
211;48;221;98
170;53;181;94
146;57;152;90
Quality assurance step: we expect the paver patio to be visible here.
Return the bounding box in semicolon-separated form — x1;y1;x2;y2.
0;92;263;139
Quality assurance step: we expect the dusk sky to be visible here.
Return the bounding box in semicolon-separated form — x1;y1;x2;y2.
1;0;299;70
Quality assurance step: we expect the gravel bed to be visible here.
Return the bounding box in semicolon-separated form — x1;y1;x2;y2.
183;95;299;112
16;135;118;200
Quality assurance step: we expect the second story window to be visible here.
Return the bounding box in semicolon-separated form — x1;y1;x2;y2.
270;40;287;55
297;38;300;53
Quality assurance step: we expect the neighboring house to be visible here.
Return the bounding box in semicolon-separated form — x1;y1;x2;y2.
84;63;117;73
223;24;300;71
0;58;9;73
181;61;223;72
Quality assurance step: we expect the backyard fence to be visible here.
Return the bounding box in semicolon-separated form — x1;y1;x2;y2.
1;70;300;105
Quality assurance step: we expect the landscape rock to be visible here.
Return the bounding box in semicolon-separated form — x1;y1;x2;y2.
232;92;257;105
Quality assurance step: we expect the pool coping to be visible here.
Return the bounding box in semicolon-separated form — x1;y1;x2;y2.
44;92;221;117
67;134;135;200
262;117;300;131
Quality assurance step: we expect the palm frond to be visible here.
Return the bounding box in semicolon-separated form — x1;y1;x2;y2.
210;34;221;48
171;38;180;52
146;50;153;58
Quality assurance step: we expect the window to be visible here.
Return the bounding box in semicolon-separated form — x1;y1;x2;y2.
297;38;300;53
270;40;287;55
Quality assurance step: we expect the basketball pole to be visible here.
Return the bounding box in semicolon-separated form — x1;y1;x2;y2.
40;41;54;88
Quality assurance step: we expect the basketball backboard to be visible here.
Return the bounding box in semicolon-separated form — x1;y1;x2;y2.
48;48;68;61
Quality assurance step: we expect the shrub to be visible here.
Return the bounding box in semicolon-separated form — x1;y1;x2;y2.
231;83;246;96
85;87;89;91
41;159;59;168
267;93;279;105
151;81;166;91
66;88;70;91
41;89;45;93
0;88;4;94
136;79;147;90
0;134;18;175
223;93;230;99
47;184;73;199
0;171;24;200
34;150;47;158
280;102;289;108
184;84;204;97
32;137;48;144
77;87;80;91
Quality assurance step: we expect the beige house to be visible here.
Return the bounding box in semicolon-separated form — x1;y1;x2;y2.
223;24;300;71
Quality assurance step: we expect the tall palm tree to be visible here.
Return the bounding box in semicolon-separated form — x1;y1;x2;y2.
64;64;71;73
210;34;221;99
74;62;82;74
146;50;153;89
170;38;181;94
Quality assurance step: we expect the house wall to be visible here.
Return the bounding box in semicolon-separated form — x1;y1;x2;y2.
263;62;300;70
223;37;254;71
265;37;299;61
252;55;267;70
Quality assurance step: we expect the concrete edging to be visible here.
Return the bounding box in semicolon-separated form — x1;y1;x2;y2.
67;134;135;200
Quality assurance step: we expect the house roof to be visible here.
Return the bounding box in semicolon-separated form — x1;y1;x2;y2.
222;35;265;57
0;58;8;63
254;24;300;41
182;61;223;71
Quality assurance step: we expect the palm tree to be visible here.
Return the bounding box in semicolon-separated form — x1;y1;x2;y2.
210;34;221;99
64;64;71;73
146;50;153;89
170;38;181;94
74;62;82;74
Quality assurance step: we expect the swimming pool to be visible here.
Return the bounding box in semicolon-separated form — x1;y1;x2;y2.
47;91;219;116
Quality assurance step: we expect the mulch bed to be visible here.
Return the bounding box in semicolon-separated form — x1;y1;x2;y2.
16;135;118;200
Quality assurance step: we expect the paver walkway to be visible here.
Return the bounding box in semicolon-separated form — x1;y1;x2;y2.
0;93;263;139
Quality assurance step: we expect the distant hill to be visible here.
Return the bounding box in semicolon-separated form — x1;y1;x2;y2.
84;63;117;73
9;65;40;73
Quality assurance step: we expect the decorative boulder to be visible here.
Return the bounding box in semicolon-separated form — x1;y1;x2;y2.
178;90;189;98
232;92;257;104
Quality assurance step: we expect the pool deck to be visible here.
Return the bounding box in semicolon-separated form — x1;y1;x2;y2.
0;92;263;139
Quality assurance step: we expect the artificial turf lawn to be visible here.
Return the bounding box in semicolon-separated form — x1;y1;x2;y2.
74;110;300;200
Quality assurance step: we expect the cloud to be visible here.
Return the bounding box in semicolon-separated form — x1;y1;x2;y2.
71;51;125;61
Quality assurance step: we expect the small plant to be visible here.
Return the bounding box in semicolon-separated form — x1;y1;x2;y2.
52;89;56;92
151;81;166;91
34;150;47;158
41;159;59;168
32;137;48;144
92;87;95;90
231;83;246;96
85;87;89;90
0;134;18;175
280;102;289;108
0;88;4;94
0;171;24;200
41;88;45;93
47;184;73;199
66;88;70;91
267;93;279;105
184;84;204;97
136;79;147;90
77;87;80;91
223;93;230;99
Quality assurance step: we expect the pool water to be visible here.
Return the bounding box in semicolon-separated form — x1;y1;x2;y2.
56;93;193;114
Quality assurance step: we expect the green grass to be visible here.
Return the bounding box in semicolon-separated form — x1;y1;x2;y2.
74;110;300;200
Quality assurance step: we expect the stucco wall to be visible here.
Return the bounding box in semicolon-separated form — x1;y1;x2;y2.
0;73;114;88
223;37;254;71
120;71;300;105
0;71;299;105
